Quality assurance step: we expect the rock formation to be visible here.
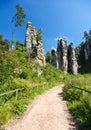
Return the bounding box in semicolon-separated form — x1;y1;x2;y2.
51;38;78;74
84;40;91;61
76;39;91;73
57;38;68;73
51;48;58;68
68;43;78;75
25;22;45;66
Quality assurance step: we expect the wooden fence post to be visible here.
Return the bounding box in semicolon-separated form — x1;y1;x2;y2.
16;90;18;100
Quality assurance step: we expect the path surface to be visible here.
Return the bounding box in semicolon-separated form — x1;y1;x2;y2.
5;85;77;130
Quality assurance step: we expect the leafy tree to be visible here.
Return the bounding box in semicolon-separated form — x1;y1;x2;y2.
36;29;42;43
0;34;9;52
45;51;52;63
83;30;91;41
0;34;3;40
0;36;13;85
11;4;26;44
15;40;27;65
0;35;26;85
30;45;37;59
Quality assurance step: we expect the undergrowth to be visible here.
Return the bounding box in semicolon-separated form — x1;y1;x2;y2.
0;63;70;126
63;74;91;130
0;80;54;125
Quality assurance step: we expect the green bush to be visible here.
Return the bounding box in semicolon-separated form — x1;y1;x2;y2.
63;87;82;102
41;63;63;83
0;103;14;125
63;75;91;129
11;100;26;115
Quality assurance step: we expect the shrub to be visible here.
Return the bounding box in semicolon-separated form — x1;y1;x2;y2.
63;75;91;129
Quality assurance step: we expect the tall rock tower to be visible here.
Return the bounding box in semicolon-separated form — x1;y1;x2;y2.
25;22;37;53
51;48;58;68
68;43;78;75
50;38;78;74
25;22;45;66
57;38;68;73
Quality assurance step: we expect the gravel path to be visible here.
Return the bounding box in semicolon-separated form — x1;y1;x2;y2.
5;84;77;130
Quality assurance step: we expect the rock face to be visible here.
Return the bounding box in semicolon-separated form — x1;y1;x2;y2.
68;43;78;75
77;39;91;73
25;22;45;66
51;38;78;74
57;38;68;73
51;48;58;68
78;39;91;63
84;40;91;61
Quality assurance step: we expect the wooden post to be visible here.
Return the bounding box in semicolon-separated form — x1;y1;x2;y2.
82;90;85;96
16;90;18;100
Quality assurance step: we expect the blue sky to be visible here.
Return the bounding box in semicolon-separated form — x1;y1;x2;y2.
1;0;91;53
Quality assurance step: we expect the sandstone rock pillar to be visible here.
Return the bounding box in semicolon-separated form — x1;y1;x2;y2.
68;43;78;74
57;38;68;73
51;48;58;68
25;22;45;66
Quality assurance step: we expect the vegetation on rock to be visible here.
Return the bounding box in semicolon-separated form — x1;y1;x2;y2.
75;29;91;73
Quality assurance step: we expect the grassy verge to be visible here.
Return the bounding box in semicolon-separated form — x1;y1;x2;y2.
0;79;59;126
0;63;72;127
63;74;91;130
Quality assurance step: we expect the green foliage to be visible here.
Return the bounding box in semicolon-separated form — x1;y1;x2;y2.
14;41;26;65
0;36;27;86
0;76;59;125
63;75;91;129
30;45;37;59
12;4;26;27
11;100;26;115
36;29;42;43
83;30;91;41
0;34;9;51
41;63;62;82
75;29;91;74
0;48;67;126
76;41;91;73
11;4;26;44
0;39;16;85
0;103;14;125
45;51;52;63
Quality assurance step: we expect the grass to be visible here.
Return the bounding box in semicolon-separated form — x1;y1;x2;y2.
63;74;91;130
0;63;76;128
0;80;53;125
0;63;68;126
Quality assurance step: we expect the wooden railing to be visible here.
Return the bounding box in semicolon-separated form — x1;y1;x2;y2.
69;84;91;94
0;88;25;100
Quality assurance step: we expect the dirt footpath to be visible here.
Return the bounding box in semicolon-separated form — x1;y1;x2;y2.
5;84;77;130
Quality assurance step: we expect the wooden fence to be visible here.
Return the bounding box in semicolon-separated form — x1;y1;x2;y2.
69;84;91;94
0;88;25;100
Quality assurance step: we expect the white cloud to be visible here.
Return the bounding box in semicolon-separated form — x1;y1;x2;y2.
54;37;59;41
